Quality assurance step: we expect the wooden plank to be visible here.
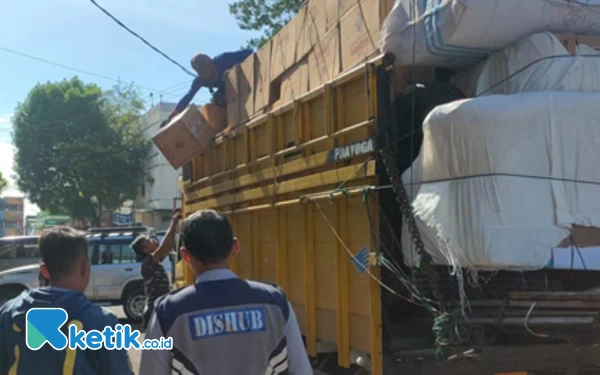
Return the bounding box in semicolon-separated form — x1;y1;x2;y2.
185;128;379;202
186;150;330;200
276;207;288;292
303;100;312;155
294;101;302;146
251;212;260;279
250;124;258;174
277;113;285;151
304;204;317;357
187;161;376;211
336;199;351;367
325;84;335;149
510;291;600;301
185;119;375;192
367;193;383;375
243;126;249;164
471;299;600;310
336;85;345;146
230;214;240;275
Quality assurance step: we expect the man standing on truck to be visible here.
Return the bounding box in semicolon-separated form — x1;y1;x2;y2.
139;209;313;375
131;209;182;330
0;227;134;374
160;49;253;128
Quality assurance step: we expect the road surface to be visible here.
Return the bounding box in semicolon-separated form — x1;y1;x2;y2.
110;307;144;372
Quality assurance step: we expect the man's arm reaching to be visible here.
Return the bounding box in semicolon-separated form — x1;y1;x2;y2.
161;76;220;127
151;209;182;263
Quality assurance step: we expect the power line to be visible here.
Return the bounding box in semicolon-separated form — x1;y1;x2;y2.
161;79;194;93
0;46;164;94
89;0;196;77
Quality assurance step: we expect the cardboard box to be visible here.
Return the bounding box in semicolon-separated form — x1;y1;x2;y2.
201;104;227;131
303;0;328;55
557;34;600;54
295;6;310;63
308;26;341;90
239;54;254;122
271;16;298;80
279;58;309;105
340;0;383;72
225;65;240;128
153;106;222;169
255;42;271;112
558;225;600;248
326;0;361;29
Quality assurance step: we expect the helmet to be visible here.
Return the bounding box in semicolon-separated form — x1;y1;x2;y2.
191;53;217;81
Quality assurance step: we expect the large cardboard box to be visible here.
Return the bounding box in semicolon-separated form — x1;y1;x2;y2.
271;15;299;80
295;7;310;63
326;0;360;29
279;58;309;105
225;65;240;128
239;54;254;122
201;104;227;132
340;0;389;71
303;0;328;56
255;42;271;113
308;26;341;90
153;106;224;169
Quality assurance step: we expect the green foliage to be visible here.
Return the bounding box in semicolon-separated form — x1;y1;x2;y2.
0;173;6;193
229;0;304;49
12;77;151;225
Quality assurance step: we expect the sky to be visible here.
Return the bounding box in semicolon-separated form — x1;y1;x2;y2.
0;0;259;217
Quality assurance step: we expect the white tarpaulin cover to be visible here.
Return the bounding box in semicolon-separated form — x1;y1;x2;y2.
380;0;600;68
400;92;600;270
452;32;600;96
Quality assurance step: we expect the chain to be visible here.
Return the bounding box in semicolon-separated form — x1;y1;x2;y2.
381;56;446;312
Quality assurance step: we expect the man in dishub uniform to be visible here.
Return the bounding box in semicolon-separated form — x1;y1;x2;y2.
140;209;312;375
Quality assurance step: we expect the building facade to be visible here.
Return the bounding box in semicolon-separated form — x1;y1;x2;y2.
133;102;180;231
0;197;24;237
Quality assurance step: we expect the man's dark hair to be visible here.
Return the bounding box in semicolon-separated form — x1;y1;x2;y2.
39;227;88;279
182;210;234;264
131;235;149;257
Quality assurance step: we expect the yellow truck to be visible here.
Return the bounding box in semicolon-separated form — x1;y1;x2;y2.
171;2;600;375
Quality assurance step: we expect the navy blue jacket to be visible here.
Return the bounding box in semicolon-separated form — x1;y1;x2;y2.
0;288;134;375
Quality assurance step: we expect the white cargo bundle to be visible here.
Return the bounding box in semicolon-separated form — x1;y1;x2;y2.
400;92;600;271
380;0;600;69
452;32;600;96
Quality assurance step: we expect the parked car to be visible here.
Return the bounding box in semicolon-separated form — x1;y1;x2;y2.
0;226;174;321
0;236;41;272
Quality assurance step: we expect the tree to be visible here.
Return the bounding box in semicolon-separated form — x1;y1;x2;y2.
0;173;6;194
12;77;151;226
229;0;303;49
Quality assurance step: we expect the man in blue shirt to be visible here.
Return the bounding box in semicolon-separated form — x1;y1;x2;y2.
0;227;134;375
161;49;253;128
140;209;312;374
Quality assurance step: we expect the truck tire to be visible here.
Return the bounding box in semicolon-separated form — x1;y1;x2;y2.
394;81;466;172
0;285;27;307
122;287;145;322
